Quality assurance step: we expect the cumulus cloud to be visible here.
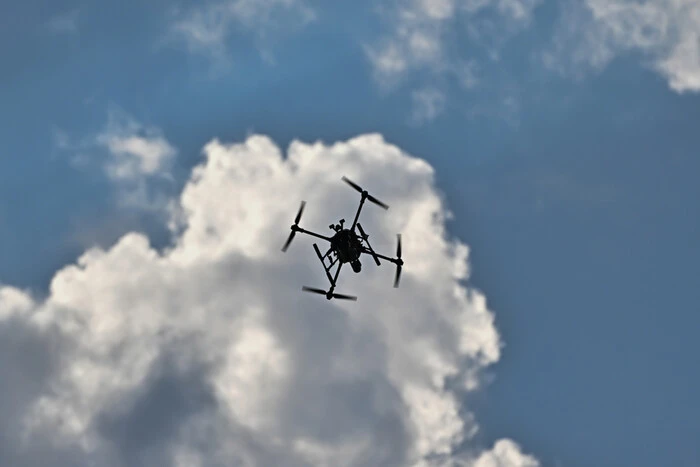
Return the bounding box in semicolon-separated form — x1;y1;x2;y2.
472;439;540;467
2;133;537;466
544;0;700;93
170;0;316;65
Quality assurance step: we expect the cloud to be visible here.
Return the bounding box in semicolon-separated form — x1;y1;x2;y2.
544;0;700;93
365;0;541;121
54;108;176;211
410;87;447;124
46;9;80;35
2;133;538;466
472;439;540;467
366;0;542;82
96;109;176;182
170;0;316;65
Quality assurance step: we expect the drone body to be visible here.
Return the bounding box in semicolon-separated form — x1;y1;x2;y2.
329;226;363;271
281;176;403;301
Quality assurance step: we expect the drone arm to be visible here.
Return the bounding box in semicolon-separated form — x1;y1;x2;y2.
350;196;366;231
365;250;400;264
356;223;381;266
295;227;332;242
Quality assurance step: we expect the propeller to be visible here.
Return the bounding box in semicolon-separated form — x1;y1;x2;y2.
393;234;403;288
357;223;381;266
341;176;389;210
302;286;357;301
281;201;306;252
301;286;326;295
332;293;358;301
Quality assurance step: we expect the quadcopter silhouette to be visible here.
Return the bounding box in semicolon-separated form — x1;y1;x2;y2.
281;176;403;301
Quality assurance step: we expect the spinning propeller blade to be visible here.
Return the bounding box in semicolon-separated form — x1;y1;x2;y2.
341;176;363;193
302;286;357;301
393;234;403;288
367;193;389;210
332;293;358;301
342;176;389;210
394;264;402;288
294;201;306;224
281;231;296;252
281;201;306;252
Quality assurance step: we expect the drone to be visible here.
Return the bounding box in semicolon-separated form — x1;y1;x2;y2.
281;176;403;301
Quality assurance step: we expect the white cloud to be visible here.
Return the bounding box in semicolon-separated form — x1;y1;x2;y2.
367;0;541;82
170;0;316;65
55;108;176;211
473;439;540;467
545;0;700;93
1;133;537;466
96;110;176;182
366;0;541;121
410;87;447;124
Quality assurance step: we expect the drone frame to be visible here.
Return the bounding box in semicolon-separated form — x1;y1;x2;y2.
281;176;404;300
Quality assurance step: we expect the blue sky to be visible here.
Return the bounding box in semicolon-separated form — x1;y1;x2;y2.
1;1;700;466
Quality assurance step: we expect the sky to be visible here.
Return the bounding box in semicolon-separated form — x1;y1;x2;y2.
1;0;699;466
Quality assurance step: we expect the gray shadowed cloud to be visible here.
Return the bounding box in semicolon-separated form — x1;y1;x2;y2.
0;290;84;466
96;354;217;467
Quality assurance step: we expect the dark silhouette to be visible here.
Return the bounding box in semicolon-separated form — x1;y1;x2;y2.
281;176;404;301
